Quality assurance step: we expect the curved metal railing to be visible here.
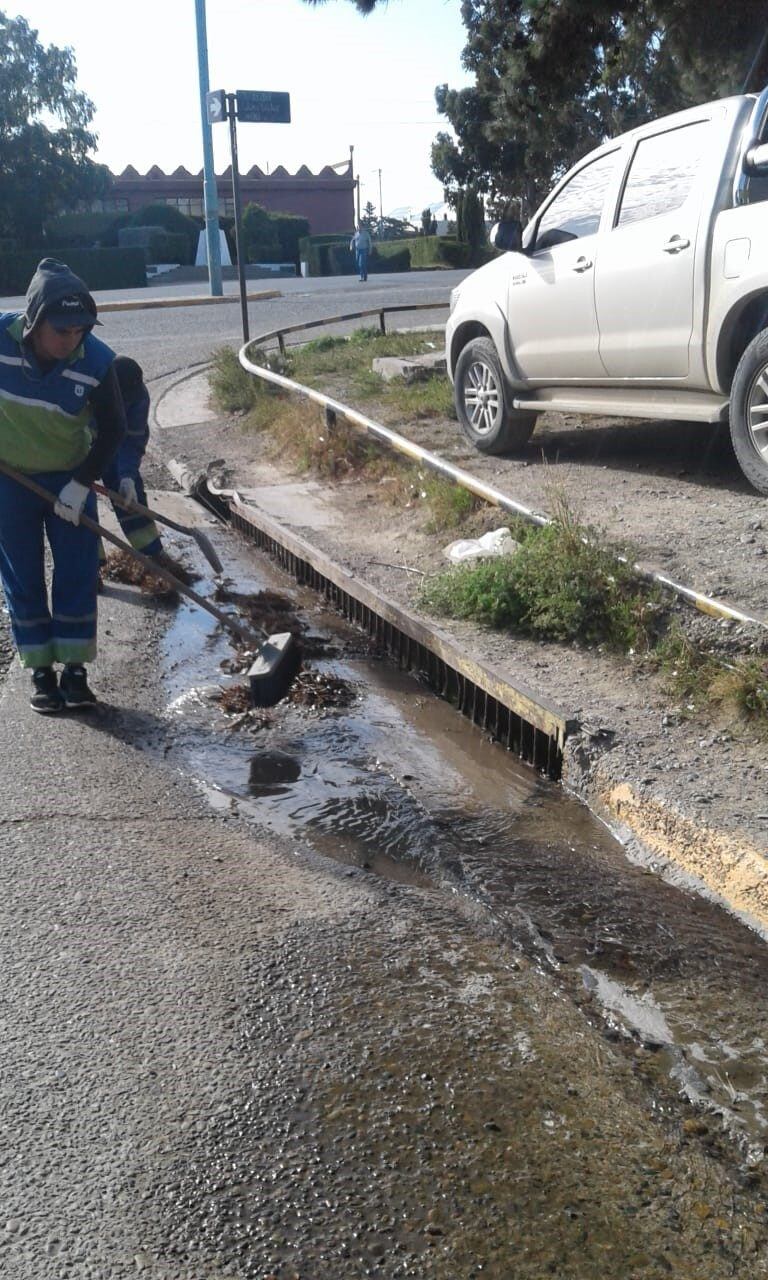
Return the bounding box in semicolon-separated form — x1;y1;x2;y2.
237;308;768;632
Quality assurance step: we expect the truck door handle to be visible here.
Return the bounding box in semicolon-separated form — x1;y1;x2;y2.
572;256;593;273
663;235;690;254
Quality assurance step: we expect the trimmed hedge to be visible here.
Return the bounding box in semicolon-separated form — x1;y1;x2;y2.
43;212;130;250
118;225;190;264
300;234;410;276
409;236;471;268
0;249;146;296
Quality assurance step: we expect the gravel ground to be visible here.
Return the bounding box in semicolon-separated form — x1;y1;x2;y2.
150;361;768;928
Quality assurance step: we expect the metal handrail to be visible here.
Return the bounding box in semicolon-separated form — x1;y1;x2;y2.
244;300;450;356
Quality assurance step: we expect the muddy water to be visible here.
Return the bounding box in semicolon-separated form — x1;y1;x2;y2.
158;529;768;1159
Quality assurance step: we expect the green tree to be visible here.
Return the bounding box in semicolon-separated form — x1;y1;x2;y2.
432;0;768;217
360;200;378;236
302;0;382;11
240;203;280;263
421;207;437;236
0;12;110;247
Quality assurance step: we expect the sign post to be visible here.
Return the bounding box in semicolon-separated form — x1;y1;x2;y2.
207;87;291;345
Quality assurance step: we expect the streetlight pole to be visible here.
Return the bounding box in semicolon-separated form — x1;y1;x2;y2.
378;167;384;234
194;0;223;296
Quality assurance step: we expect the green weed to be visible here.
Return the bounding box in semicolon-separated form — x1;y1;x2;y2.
421;474;484;532
420;513;663;651
208;345;261;414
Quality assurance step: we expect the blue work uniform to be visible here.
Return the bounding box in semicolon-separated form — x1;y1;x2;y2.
0;314;122;668
101;383;162;557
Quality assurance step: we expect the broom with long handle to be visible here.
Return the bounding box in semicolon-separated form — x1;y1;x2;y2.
91;481;223;574
0;461;300;708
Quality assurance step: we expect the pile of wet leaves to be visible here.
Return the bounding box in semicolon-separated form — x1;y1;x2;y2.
102;549;178;599
213;664;356;731
213;584;300;634
286;665;357;711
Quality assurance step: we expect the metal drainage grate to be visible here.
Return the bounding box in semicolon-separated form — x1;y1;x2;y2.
229;500;575;780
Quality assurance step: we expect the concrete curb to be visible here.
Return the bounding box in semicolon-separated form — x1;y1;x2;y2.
603;782;768;936
99;289;281;313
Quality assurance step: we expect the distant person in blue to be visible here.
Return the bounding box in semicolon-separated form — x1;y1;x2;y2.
350;226;372;282
0;259;125;713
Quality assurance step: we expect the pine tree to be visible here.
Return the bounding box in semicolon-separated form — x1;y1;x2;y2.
432;0;768;216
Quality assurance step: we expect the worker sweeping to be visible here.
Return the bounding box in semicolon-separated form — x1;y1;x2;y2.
0;258;125;713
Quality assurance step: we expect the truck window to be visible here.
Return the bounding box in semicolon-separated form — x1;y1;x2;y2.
534;151;617;251
616;121;710;227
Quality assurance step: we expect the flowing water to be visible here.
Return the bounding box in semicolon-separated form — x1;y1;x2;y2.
157;525;768;1160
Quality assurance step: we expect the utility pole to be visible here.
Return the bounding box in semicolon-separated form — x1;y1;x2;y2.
194;0;223;296
350;144;360;227
378;167;384;234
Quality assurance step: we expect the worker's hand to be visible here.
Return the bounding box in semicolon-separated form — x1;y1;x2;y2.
118;476;138;506
54;479;89;526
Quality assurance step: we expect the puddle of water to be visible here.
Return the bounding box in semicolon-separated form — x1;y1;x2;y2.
158;528;768;1150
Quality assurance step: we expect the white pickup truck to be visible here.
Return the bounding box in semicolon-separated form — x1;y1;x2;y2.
446;87;768;492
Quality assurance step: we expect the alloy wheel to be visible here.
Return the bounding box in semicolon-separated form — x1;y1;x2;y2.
464;360;501;436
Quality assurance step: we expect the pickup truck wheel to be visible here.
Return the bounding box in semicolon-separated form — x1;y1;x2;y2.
730;330;768;494
454;337;536;454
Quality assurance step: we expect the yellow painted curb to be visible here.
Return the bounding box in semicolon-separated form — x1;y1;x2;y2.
99;289;281;313
605;782;768;929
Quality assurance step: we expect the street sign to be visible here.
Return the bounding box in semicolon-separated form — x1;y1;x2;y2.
206;90;226;124
235;90;291;124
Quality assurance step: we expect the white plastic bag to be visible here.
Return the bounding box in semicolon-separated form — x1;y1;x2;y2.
444;527;521;563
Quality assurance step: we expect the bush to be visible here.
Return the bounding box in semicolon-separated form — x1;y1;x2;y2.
270;212;310;268
299;234;409;276
0;249;146;294
43;212;129;250
370;243;411;272
148;232;189;264
128;203;199;258
408;236;467;268
119;226;190;264
299;233;354;275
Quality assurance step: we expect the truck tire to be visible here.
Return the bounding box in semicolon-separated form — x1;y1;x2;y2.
454;337;536;455
730;328;768;494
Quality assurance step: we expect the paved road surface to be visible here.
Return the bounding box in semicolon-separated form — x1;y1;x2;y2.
0;271;467;381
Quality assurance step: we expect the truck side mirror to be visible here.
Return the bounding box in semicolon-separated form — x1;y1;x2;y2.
490;219;523;252
744;142;768;174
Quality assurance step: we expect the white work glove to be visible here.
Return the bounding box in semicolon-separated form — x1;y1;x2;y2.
118;476;138;506
54;479;89;526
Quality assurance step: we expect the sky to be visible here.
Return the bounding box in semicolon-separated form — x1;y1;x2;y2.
13;0;473;220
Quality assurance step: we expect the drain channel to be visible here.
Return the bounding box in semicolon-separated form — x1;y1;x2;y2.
227;495;576;779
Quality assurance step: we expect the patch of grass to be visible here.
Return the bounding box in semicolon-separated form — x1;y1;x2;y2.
711;658;768;724
420;507;663;652
655;622;768;730
208;345;261;414
382;376;455;420
208;344;291;417
421;474;484;532
262;399;400;480
291;328;439;383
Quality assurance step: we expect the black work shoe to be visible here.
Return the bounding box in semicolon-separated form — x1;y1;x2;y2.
30;666;63;714
59;664;97;709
